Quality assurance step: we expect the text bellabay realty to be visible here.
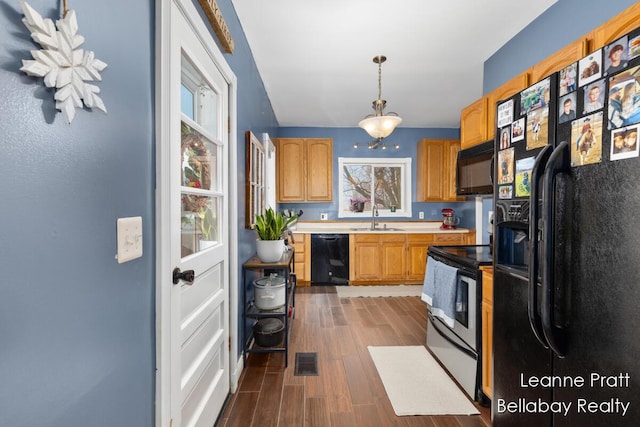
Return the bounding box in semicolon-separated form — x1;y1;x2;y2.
497;372;631;417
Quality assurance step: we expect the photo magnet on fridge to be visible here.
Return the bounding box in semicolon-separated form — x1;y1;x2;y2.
604;36;629;76
578;49;603;87
497;99;514;128
511;117;525;142
608;64;640;129
610;125;640;161
571;111;603;167
559;62;578;96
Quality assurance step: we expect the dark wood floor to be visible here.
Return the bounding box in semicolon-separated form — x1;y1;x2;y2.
218;286;491;426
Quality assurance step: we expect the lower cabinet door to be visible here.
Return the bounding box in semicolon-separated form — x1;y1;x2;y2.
353;241;380;280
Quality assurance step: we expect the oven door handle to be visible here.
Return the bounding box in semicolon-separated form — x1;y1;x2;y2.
428;314;477;360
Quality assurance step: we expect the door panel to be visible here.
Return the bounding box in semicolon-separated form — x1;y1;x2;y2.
180;265;224;339
180;264;223;321
180;305;224;396
181;349;225;427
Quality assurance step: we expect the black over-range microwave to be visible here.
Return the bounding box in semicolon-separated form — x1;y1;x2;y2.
456;140;494;196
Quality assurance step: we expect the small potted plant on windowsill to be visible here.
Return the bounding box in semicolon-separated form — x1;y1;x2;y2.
197;204;217;249
182;195;218;250
350;197;367;213
254;207;297;263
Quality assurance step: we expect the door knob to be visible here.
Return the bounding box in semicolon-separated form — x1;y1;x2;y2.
173;267;195;285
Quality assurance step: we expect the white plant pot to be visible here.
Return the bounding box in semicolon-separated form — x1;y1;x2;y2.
256;239;285;263
199;239;216;250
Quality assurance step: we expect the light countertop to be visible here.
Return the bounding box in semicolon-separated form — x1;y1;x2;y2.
289;220;471;234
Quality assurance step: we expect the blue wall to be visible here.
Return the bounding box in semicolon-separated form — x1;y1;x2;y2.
0;0;278;425
0;1;155;425
278;127;477;229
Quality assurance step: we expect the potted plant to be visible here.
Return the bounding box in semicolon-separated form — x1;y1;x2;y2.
254;207;297;262
197;204;217;249
350;197;367;212
182;195;217;250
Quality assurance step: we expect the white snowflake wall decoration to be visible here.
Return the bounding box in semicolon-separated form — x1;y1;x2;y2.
20;1;108;124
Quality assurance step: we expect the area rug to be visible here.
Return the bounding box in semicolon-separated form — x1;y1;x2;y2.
335;285;422;298
367;345;480;416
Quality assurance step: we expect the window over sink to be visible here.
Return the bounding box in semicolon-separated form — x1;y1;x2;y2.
338;157;412;218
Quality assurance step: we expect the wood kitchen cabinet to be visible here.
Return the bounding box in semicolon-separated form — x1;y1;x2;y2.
529;39;588;84
460;97;488;150
407;232;476;284
276;138;333;202
406;234;436;282
435;231;476;245
350;232;475;284
486;71;530;141
481;266;494;400
460;72;529;149
350;234;381;281
351;234;405;282
291;233;310;285
416;139;463;202
380;235;407;281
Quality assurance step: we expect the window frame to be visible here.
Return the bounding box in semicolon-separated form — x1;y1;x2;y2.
245;131;266;229
338;157;412;218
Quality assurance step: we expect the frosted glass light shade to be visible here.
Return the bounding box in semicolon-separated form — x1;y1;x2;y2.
358;115;402;139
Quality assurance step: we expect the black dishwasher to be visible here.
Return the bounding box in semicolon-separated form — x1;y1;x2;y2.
311;234;349;285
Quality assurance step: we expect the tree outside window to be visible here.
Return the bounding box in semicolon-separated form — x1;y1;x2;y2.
338;158;412;218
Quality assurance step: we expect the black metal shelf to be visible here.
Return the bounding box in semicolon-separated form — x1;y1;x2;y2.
242;248;296;367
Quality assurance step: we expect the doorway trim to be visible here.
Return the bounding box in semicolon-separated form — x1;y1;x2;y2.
155;0;239;425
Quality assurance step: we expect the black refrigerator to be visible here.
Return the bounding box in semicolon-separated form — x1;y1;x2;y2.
492;27;640;426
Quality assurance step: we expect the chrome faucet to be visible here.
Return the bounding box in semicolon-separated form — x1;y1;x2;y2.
371;205;379;230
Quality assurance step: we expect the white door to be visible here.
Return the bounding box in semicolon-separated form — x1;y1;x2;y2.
156;1;234;425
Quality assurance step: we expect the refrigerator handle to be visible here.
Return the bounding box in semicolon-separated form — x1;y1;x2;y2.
541;141;570;358
527;144;553;349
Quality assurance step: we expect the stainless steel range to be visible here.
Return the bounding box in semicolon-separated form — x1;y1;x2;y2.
424;245;492;403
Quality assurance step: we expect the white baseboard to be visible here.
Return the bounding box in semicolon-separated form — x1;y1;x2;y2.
230;353;244;393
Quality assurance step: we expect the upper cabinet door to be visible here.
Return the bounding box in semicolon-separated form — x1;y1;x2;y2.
530;38;589;84
486;71;530;141
417;138;462;202
460;97;488;150
276;138;306;202
306;138;333;201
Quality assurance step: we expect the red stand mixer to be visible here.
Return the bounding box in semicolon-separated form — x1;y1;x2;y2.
440;208;460;229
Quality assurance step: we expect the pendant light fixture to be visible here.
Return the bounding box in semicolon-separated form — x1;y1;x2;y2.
358;55;402;142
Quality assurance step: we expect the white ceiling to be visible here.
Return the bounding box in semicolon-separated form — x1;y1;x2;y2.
231;0;557;129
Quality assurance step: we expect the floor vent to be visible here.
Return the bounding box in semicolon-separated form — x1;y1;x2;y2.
294;352;318;376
